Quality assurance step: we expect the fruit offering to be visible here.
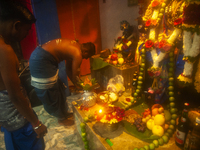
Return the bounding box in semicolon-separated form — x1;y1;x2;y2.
78;77;97;91
151;104;164;116
95;105;125;124
97;91;118;104
142;108;151;118
144;106;171;137
134;116;147;132
124;109;140;125
111;53;118;60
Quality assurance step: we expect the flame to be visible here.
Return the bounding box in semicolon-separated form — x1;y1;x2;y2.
99;109;102;113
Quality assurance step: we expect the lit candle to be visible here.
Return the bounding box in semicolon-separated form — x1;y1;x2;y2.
99;109;102;113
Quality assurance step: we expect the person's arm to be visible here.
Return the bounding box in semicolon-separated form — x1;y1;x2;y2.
65;52;82;88
65;59;73;83
0;46;47;137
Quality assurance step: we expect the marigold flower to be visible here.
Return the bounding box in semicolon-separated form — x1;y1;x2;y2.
122;39;128;43
154;41;159;48
159;39;167;48
152;0;160;8
151;19;157;26
145;40;154;48
145;19;151;27
162;43;171;52
174;18;183;26
122;44;128;50
127;41;132;46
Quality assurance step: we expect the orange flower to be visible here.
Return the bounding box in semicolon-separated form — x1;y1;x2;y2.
152;0;160;8
145;40;154;48
158;39;166;48
151;19;158;26
83;77;92;86
162;43;171;52
174;18;182;26
145;19;151;27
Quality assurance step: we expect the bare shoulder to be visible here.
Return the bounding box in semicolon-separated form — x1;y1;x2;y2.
60;39;81;55
0;42;14;55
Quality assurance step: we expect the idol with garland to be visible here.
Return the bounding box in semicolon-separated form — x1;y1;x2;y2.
114;20;138;63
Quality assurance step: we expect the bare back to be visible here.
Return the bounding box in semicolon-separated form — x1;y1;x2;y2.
0;39;19;91
40;38;83;87
41;38;82;63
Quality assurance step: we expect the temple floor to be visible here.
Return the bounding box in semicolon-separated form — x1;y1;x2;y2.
0;75;89;150
0;103;83;150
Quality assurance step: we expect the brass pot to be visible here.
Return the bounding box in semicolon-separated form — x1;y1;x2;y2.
82;91;97;107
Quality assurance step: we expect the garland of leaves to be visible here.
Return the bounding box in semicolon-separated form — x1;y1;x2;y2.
80;122;89;150
130;0;179;148
130;46;178;149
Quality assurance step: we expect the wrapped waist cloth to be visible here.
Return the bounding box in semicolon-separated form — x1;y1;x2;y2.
0;90;28;131
29;46;59;89
31;69;59;89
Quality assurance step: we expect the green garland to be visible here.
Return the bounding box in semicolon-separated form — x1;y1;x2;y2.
79;50;178;150
182;25;200;35
131;47;178;149
80;122;89;150
183;55;198;63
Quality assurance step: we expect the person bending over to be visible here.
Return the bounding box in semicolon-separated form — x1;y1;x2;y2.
29;39;95;125
0;1;47;150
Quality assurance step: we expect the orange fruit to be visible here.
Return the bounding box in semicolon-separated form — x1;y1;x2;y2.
152;108;159;116
163;123;169;131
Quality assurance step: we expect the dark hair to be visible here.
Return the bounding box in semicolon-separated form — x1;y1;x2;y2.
82;42;96;57
0;0;36;24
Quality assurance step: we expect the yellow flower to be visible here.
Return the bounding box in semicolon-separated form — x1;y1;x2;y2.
126;41;132;46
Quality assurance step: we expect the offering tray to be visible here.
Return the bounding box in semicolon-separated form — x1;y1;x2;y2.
97;91;118;104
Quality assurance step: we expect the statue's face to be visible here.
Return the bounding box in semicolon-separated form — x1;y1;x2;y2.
121;23;128;30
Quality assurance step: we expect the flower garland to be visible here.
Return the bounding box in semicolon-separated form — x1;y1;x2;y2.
142;0;182;70
78;77;97;91
177;1;200;85
95;105;125;124
131;1;179;148
80;122;89;150
194;60;200;92
114;36;133;52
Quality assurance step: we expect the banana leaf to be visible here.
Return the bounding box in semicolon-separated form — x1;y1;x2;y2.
122;120;160;143
114;96;160;143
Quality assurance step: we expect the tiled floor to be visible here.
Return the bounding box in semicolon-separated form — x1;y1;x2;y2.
0;103;83;150
0;75;90;150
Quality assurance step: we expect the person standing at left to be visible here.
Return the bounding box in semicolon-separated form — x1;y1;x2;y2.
0;0;47;150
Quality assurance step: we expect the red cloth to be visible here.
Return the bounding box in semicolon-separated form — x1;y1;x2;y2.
20;0;37;60
56;0;101;75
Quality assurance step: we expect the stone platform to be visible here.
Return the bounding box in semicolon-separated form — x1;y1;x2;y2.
71;95;181;150
90;55;139;90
